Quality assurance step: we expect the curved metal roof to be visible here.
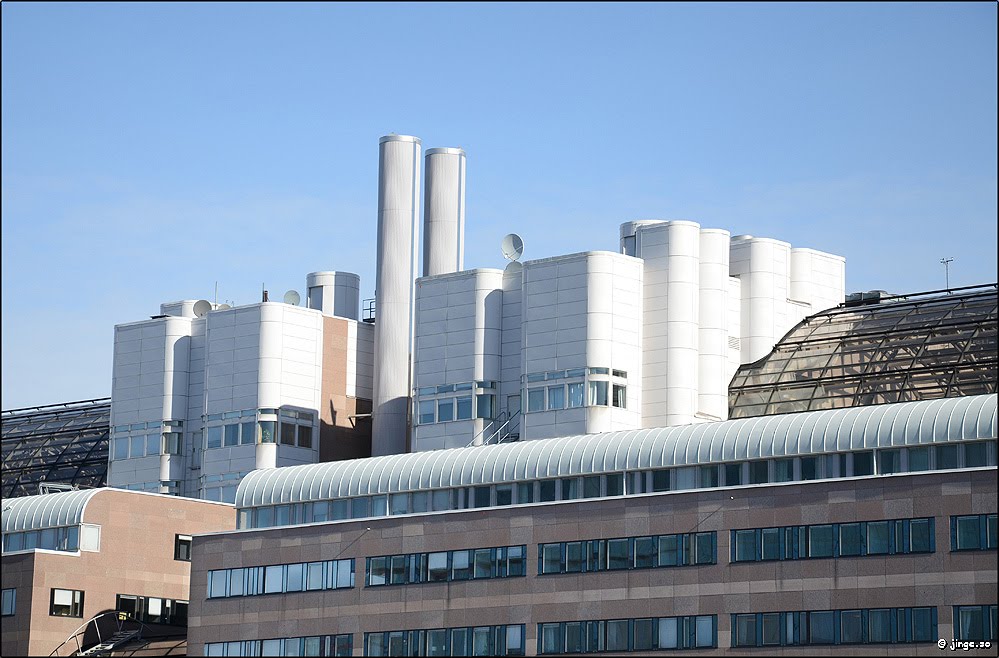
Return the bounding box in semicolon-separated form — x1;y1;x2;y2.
235;394;996;509
1;488;104;534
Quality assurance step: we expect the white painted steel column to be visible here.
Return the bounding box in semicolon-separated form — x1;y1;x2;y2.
423;147;466;276
697;229;730;421
373;135;421;456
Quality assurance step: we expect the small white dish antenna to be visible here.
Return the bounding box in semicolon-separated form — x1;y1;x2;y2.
193;300;212;317
283;290;301;306
501;233;524;262
217;303;232;311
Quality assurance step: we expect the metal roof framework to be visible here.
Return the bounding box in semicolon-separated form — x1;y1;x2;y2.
729;285;998;419
235;394;996;509
1;398;110;499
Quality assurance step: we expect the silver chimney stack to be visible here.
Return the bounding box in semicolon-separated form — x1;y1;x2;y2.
423;147;466;276
372;134;421;456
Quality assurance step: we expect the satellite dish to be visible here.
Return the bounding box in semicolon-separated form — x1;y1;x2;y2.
193;300;212;317
501;233;524;262
217;303;232;311
283;290;301;306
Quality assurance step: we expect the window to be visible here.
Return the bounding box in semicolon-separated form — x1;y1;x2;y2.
867;521;890;555
734;614;756;647
808;611;835;644
207;426;222;449
775;458;794;482
437;399;454;422
725;463;743;486
952;514;998;551
808;525;834;558
908;447;930;471
1;589;14;617
868;608;892;643
936;444;959;469
174;534;192;561
224;424;239;447
651;470;670;492
954;606;996;641
50;588;84;617
839;524;863;557
853;451;874;476
539;480;557;502
567;382;584;408
259;420;276;443
749;460;768;484
879;449;901;474
456;396;473;420
588;381;608;406
528;388;545;413
734;530;756;562
419;400;435;425
367;625;524;657
612;385;626;408
800;456;818;480
547;386;565;410
965;442;990;467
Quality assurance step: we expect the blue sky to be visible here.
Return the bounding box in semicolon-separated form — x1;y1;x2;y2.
2;2;996;409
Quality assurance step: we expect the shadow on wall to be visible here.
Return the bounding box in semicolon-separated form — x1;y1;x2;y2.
320;398;372;462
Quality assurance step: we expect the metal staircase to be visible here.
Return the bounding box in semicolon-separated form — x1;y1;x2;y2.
76;629;141;656
48;611;145;657
465;410;521;448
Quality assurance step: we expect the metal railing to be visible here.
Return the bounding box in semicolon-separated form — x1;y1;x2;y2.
48;611;144;657
465;409;521;448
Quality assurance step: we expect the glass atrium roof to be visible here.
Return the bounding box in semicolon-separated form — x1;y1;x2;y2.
729;285;997;419
1;399;110;499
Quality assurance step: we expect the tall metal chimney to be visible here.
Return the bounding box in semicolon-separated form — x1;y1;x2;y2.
423;147;466;276
372;134;421;456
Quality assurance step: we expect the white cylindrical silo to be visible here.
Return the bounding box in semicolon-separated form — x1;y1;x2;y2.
423;147;466;276
306;271;360;320
731;237;792;364
697;228;730;421
662;221;701;426
372;134;421;456
619;220;667;256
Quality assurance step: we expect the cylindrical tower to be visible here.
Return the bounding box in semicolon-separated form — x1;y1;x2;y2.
373;134;421;456
730;236;792;364
423;147;466;276
662;221;701;427
697;228;731;421
307;271;360;320
619;220;667;256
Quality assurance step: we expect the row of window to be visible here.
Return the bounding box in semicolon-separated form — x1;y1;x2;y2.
203;605;998;657
731;517;934;562
202;471;250;503
732;607;936;646
207;559;354;599
365;625;525;657
539;616;716;654
952;514;998;551
367;546;526;586
525;381;627;412
539;533;716;575
524;367;628;383
205;420;314;450
113;419;184;434
415;381;496;396
116;594;188;626
237;441;995;530
2;524;100;555
239;470;670;529
416;394;495;425
205;635;353;657
112;431;182;460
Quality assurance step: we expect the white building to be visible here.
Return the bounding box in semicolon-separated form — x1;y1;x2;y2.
107;134;847;491
411;220;845;451
108;274;374;501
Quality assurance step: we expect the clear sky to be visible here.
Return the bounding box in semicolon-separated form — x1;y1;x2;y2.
2;2;996;409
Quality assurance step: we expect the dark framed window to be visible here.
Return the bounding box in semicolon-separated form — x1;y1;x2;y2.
50;588;84;617
174;534;192;561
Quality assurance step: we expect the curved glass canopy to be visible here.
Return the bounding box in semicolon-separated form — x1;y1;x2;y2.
729;285;997;419
1;399;110;499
